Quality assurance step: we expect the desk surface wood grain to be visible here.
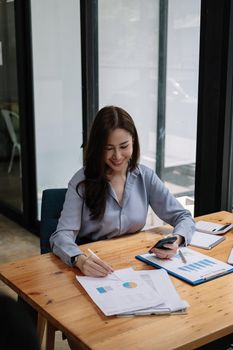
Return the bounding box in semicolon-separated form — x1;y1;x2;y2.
1;211;233;349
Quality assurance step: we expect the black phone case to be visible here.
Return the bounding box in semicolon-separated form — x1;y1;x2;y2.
149;236;177;252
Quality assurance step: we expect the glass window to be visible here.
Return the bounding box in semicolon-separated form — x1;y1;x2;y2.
99;0;200;219
99;0;159;176
30;0;83;218
164;0;200;215
0;1;22;212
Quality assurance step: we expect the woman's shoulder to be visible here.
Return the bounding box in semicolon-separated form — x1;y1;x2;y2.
69;167;85;186
136;163;155;177
134;164;160;185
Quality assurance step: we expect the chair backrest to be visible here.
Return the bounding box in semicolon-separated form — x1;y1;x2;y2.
40;188;67;254
1;109;19;145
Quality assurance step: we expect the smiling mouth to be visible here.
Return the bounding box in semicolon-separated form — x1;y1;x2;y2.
111;160;123;166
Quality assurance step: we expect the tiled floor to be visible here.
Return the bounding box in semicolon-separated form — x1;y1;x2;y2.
0;214;70;350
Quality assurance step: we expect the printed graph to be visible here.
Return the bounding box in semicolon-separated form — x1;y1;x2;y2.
178;259;217;273
122;281;137;289
96;286;113;294
96;281;138;293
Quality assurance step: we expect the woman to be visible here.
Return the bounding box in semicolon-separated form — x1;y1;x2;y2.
50;106;195;277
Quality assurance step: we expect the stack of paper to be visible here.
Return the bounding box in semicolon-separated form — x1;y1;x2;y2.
118;269;188;316
76;267;187;316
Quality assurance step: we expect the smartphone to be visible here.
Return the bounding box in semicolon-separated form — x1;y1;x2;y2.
148;236;177;253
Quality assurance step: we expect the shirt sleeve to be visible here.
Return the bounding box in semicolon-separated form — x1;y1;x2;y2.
148;170;195;245
49;172;85;266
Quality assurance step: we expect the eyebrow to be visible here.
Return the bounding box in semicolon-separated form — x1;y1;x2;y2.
106;140;130;147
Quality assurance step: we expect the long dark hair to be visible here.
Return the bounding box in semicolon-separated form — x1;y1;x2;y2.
77;106;140;220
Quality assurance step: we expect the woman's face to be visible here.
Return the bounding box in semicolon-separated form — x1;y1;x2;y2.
104;128;133;174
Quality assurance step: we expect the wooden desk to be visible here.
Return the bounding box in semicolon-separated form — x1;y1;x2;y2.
1;211;233;349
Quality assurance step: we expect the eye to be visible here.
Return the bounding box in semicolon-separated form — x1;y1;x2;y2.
120;144;128;149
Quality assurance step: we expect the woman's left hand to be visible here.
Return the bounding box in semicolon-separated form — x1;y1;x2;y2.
150;235;183;259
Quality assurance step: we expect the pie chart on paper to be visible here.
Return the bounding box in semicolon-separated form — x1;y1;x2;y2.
122;281;138;288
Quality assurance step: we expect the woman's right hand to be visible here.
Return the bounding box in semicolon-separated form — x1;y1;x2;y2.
75;254;114;277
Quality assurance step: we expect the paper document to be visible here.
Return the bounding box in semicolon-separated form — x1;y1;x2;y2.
76;267;164;316
136;247;233;285
190;231;225;249
195;221;233;235
118;269;187;316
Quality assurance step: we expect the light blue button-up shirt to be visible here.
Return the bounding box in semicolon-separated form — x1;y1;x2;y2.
50;164;195;266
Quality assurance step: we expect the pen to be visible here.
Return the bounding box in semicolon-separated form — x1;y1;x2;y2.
88;248;101;259
87;249;121;280
179;249;187;264
213;223;231;232
201;269;225;280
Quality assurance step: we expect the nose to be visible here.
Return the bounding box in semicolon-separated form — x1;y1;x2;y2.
113;148;121;159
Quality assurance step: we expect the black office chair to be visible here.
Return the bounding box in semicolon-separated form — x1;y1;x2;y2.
40;188;89;253
40;188;67;254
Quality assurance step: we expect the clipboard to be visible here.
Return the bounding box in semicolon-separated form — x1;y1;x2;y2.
135;247;233;285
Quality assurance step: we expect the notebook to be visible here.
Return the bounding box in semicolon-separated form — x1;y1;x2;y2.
190;231;225;249
195;221;233;235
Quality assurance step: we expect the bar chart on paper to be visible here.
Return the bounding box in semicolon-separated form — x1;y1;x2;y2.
168;249;229;281
136;247;233;285
178;259;216;273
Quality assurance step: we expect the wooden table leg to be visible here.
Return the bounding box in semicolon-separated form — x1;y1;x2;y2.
37;313;46;347
46;321;56;350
